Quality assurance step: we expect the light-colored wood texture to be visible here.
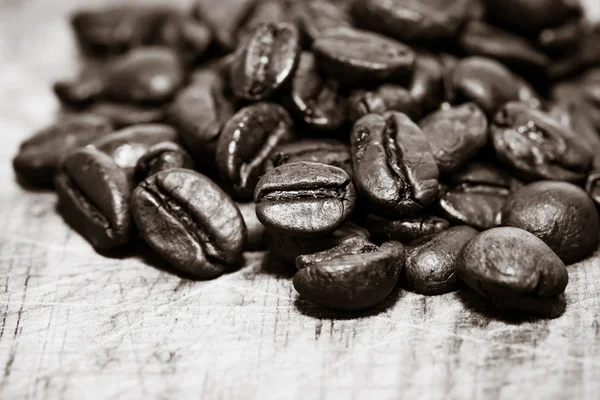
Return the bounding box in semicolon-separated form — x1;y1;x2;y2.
1;1;600;399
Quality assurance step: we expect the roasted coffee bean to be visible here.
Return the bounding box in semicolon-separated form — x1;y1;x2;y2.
585;172;600;208
265;139;353;178
537;18;583;56
420;103;488;175
292;0;352;44
502;181;599;264
293;237;405;311
458;21;550;70
484;0;581;35
216;102;294;199
194;0;257;51
230;23;301;101
547;23;600;80
552;69;600;132
55;147;132;251
13;114;113;187
438;162;522;230
364;213;450;244
71;6;212;63
92;124;178;180
409;53;444;116
348;84;420;123
456;227;569;318
54;47;184;106
237;202;266;250
312;27;415;87
134;142;194;182
289;52;347;130
255;162;356;235
492;101;593;182
351;112;439;216
83;102;166;128
353;0;470;45
404;226;478;295
452;57;540;116
237;0;292;45
132;169;247;279
266;222;370;264
168;68;235;162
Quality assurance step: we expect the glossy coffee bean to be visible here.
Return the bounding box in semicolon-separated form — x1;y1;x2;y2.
439;162;522;230
364;213;450;244
230;22;301;101
265;222;370;265
216;102;294;199
293;237;405;311
54;47;184;106
351;112;439;216
292;0;352;44
409;53;444;116
237;0;292;45
83;102;166;128
132;169;246;279
312;27;415;87
586;172;600;208
348;84;420;123
457;227;569;318
353;0;470;45
55;147;132;251
13;114;113;187
458;21;550;70
452;57;540;116
419;103;488;175
492;101;593;182
237;202;266;251
255;162;356;236
502;181;599;264
167;68;235;162
404;226;478;295
290;52;347;130
134;142;194;182
194;0;257;51
265;139;353;178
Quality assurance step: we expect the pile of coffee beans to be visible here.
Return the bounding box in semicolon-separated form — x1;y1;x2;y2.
13;0;600;318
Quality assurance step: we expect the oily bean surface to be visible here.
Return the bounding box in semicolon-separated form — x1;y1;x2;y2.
134;142;194;182
364;214;450;245
348;84;420;123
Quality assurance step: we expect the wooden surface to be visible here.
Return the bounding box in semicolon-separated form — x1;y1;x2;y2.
2;1;600;399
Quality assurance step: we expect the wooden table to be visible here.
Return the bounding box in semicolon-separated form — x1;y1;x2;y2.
1;1;600;399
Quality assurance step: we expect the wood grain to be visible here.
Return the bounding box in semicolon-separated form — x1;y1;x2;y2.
1;1;600;399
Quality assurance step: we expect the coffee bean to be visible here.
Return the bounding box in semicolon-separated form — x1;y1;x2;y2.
552;69;600;132
502;181;599;264
13;114;113;187
404;226;478;295
194;0;257;51
292;0;352;44
312;27;415;87
438;162;522;230
230;22;301;101
54;47;185;106
83;102;166;128
586;172;600;208
409;53;444;116
547;23;600;80
348;84;420;123
132;169;247;279
216;102;294;199
364;214;450;244
55;147;133;251
255;162;356;235
293;237;405;310
289;52;347;130
353;0;470;45
134;142;194;182
351;112;439;216
420;103;488;175
492;101;593;182
237;0;292;45
456;227;569;318
237;202;266;251
265;139;353;178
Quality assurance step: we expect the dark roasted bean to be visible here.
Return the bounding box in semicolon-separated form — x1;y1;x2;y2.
409;53;444;116
404;226;478;295
585;172;600;208
255;162;355;235
293;237;405;310
237;202;266;251
312;27;415;87
348;84;420;123
552;68;600;132
134;142;194;182
55;147;133;251
351;112;439;216
547;23;600;80
502;181;599;264
194;0;257;51
230;23;301;101
492;101;593;182
216;102;294;199
364;214;450;244
237;0;292;44
13;114;113;187
289;52;347;130
132;169;247;279
457;227;569;318
292;0;352;44
420;103;488;175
